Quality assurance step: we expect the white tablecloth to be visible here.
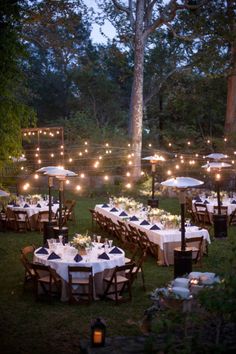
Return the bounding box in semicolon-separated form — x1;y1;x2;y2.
34;243;125;301
193;198;236;215
8;202;59;218
95;204;211;266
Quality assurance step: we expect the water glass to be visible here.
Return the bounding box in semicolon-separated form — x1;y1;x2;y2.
108;240;113;248
97;235;101;243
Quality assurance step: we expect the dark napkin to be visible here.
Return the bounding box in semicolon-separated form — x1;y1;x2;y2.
194;196;202;202
36;247;48;255
36;203;41;208
110;207;118;212
24;203;29;208
232;200;236;204
47;202;54;206
119;211;128;217
102;203;109;208
98;252;110;260
204;200;209;204
47;252;61;260
14;203;20;207
74;254;83;262
109;247;122;254
8;201;15;206
140;220;150;226
150;224;160;230
130;216;139;221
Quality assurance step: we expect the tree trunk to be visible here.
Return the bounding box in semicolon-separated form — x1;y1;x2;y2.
130;0;145;180
224;0;236;135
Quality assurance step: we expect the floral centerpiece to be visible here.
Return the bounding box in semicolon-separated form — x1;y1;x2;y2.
112;196;143;211
72;233;92;251
160;213;181;229
147;207;167;222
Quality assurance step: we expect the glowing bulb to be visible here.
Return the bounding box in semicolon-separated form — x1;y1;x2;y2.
60;152;64;156
195;153;199;157
85;149;88;153
128;143;131;147
99;156;102;160
23;183;30;191
148;144;152;147
224;138;227;142
181;160;184;164
167;170;172;175
126;172;130;177
207;139;211;144
187;141;191;145
105;143;109;147
43;131;46;135
168;143;172;147
175;165;179;169
34;174;39;179
128;161;132;165
69;158;73;163
24;133;27;136
216;173;221;181
76;185;81;191
60;145;64;149
104;175;109;181
51;153;54;158
36;147;40;151
28;132;31;135
79;152;83;156
57;131;60;134
38;159;41;164
141;171;145;176
126;183;132;189
80;173;85;178
65;180;70;185
20;166;24;170
35;153;38;157
84;141;88;145
32;132;35;135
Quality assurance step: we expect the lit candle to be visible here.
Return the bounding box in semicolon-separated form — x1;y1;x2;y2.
93;330;102;344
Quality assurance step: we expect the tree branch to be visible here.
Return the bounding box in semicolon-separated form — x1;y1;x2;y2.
111;0;135;30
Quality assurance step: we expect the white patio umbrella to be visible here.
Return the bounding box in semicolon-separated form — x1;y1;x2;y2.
142;154;166;205
202;161;231;215
0;189;10;197
161;177;204;251
206;153;228;160
43;168;78;230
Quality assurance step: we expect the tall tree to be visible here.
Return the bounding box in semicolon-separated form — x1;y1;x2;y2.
98;0;205;180
0;0;35;167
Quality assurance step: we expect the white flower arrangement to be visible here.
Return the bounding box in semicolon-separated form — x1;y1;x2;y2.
112;196;143;211
160;213;181;228
147;208;167;217
72;233;92;250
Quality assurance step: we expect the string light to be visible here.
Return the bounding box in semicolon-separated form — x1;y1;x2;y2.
80;173;85;178
38;159;41;164
65;180;70;185
126;172;130;177
51;153;54;158
76;185;81;191
23;182;30;191
126;183;132;189
34;174;39;179
167;170;172;175
69;158;73;163
104;175;109;181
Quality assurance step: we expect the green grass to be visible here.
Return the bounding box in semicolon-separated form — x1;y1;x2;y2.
0;195;235;354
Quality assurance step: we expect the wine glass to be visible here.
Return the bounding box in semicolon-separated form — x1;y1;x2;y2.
108;239;113;248
97;235;101;243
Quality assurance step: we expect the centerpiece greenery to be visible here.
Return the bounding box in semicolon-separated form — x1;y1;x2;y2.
72;233;92;250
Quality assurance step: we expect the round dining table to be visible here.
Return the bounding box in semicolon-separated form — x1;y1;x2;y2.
34;242;125;301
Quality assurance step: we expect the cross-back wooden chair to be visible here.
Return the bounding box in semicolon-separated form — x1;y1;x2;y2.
137;229;159;261
32;263;62;301
102;263;134;305
67;266;93;304
6;208;17;230
37;211;50;232
117;220;132;245
213;205;228;215
88;208;99;230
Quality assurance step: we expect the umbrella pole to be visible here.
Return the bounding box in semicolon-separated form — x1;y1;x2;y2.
59;180;64;231
216;179;221;215
48;177;53;224
179;190;186;251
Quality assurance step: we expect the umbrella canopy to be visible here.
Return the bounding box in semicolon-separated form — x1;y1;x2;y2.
36;166;60;173
44;168;77;178
142;155;165;162
206;153;228;160
161;177;204;189
0;189;10;197
202;162;231;169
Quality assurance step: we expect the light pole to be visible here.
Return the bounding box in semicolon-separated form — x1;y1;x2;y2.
161;177;204;277
142;155;165;208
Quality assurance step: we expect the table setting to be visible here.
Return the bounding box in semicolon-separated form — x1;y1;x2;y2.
95;201;211;266
34;234;125;301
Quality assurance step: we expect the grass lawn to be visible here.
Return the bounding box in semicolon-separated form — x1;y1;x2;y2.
0;195;235;354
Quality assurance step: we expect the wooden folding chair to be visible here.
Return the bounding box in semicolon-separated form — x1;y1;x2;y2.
32;263;61;301
229;208;236;225
37;211;50;232
103;264;134;304
185;236;204;266
194;203;212;228
126;248;147;290
13;210;31;232
67;266;93;304
20;245;36;289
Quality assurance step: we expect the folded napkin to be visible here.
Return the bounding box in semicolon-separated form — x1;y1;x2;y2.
194;196;202;202
232;200;236;204
47;202;54;206
109;246;122;254
47;252;61;260
110;207;118;212
130;216;139;221
36;247;48;255
14;203;20;207
102;203;109;208
150;224;160;230
74;254;82;262
98;252;110;260
24;203;29;208
8;201;14;206
119;211;128;217
36;203;41;208
140;220;150;226
204;200;209;204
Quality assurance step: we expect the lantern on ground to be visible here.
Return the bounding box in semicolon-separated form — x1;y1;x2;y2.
91;318;106;347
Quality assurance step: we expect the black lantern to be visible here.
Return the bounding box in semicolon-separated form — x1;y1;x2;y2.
91;318;106;347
